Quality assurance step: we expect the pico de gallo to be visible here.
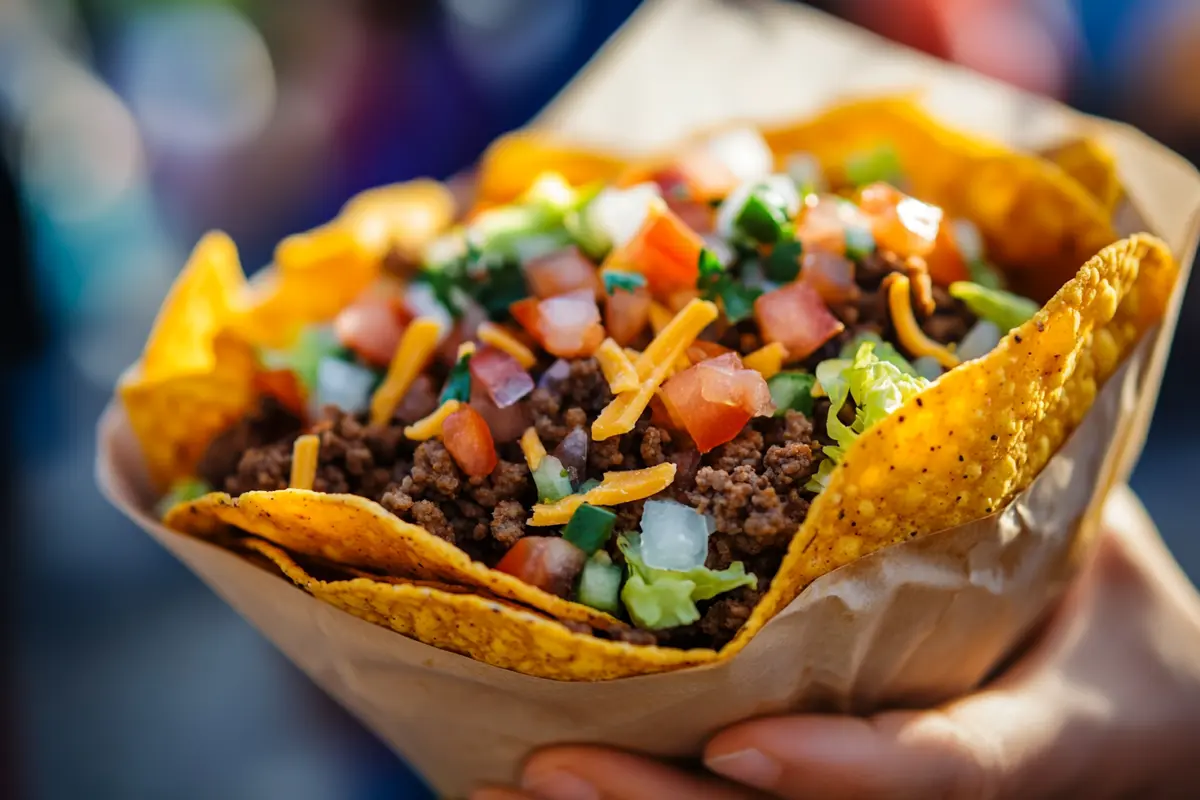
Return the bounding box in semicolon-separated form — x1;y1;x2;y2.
171;127;1042;649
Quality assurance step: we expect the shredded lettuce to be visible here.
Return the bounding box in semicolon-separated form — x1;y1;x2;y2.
156;477;212;519
617;534;757;630
807;342;929;491
838;331;916;376
949;281;1039;333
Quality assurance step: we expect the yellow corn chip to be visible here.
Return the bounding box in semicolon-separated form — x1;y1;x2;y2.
737;235;1176;645
244;539;712;680
167;489;622;629
119;232;257;490
475;130;629;205
1040;137;1122;216
337;179;457;263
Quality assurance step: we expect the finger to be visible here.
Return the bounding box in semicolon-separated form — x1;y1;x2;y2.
522;746;762;800
472;789;536;800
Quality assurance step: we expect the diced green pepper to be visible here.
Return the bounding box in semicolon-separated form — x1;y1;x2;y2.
562;503;618;555
576;551;624;615
764;240;803;282
533;456;573;503
440;351;473;404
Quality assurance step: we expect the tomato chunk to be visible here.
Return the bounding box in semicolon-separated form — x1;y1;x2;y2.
523;246;602;299
795;195;858;255
652;147;740;203
334;293;409;367
604;286;652;346
495;536;587;598
799;250;859;305
923;219;971;285
661;353;774;453
468;345;534;409
442;405;498;477
253;369;307;419
858;182;942;258
604;207;705;295
754;281;845;362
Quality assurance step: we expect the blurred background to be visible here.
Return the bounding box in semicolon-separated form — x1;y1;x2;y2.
3;0;1197;797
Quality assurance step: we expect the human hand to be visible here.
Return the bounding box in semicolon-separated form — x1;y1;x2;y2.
472;486;1200;799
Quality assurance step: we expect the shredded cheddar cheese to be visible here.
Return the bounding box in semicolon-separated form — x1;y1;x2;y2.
743;342;788;379
289;434;320;490
593;300;718;440
370;317;443;425
595;338;639;394
456;341;477;360
648;302;674;334
477;321;536;368
404;399;462;441
519;426;547;471
529;462;677;526
884;273;960;369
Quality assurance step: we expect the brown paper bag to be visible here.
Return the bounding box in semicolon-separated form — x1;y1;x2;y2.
97;1;1200;796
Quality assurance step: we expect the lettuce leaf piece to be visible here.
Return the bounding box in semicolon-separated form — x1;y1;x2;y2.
617;534;757;630
807;342;929;491
156;477;212;519
838;331;916;375
949;281;1039;332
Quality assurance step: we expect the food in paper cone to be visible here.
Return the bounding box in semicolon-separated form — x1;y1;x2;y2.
118;97;1177;680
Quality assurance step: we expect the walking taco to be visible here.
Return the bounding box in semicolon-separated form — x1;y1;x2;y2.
120;97;1177;680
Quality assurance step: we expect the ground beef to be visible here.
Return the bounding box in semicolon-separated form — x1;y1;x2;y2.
196;397;301;489
528;358;612;447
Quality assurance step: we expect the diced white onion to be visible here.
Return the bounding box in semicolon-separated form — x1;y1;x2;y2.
402;283;453;341
314;357;377;415
422;230;467;269
912;356;944;381
785;152;826;192
701;234;736;267
715;174;800;240
703;126;773;183
587;183;663;249
639;499;714;572
951;219;984;264
956;320;1003;362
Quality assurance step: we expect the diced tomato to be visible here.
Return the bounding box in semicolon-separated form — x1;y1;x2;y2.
537;289;605;358
686;340;732;363
858;182;942;258
652;147;740;202
334;293;409;367
754;281;845;362
494;537;587;598
468;345;535;409
509;297;543;343
605;286;652;346
923;220;971;285
661;353;774;453
795;195;853;255
442;405;498;477
666;199;716;235
254;369;307;419
523;246;603;299
799;250;860;305
605;207;705;295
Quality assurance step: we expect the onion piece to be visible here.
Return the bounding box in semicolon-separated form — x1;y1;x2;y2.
956;319;1003;362
313;357;378;416
638;499;714;571
799;250;859;305
468;381;529;444
553;427;589;485
469;345;534;409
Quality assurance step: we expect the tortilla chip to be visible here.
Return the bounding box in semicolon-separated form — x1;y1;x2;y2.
242;538;712;680
119;233;257;490
475;130;629;205
337;179;457;264
736;235;1176;644
231;224;378;349
1041;137;1123;216
166;489;624;631
760;96;1118;302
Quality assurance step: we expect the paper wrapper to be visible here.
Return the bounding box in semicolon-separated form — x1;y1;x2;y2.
97;0;1200;796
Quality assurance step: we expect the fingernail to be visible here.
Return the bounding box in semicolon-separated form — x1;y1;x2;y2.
704;748;782;788
521;769;599;800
